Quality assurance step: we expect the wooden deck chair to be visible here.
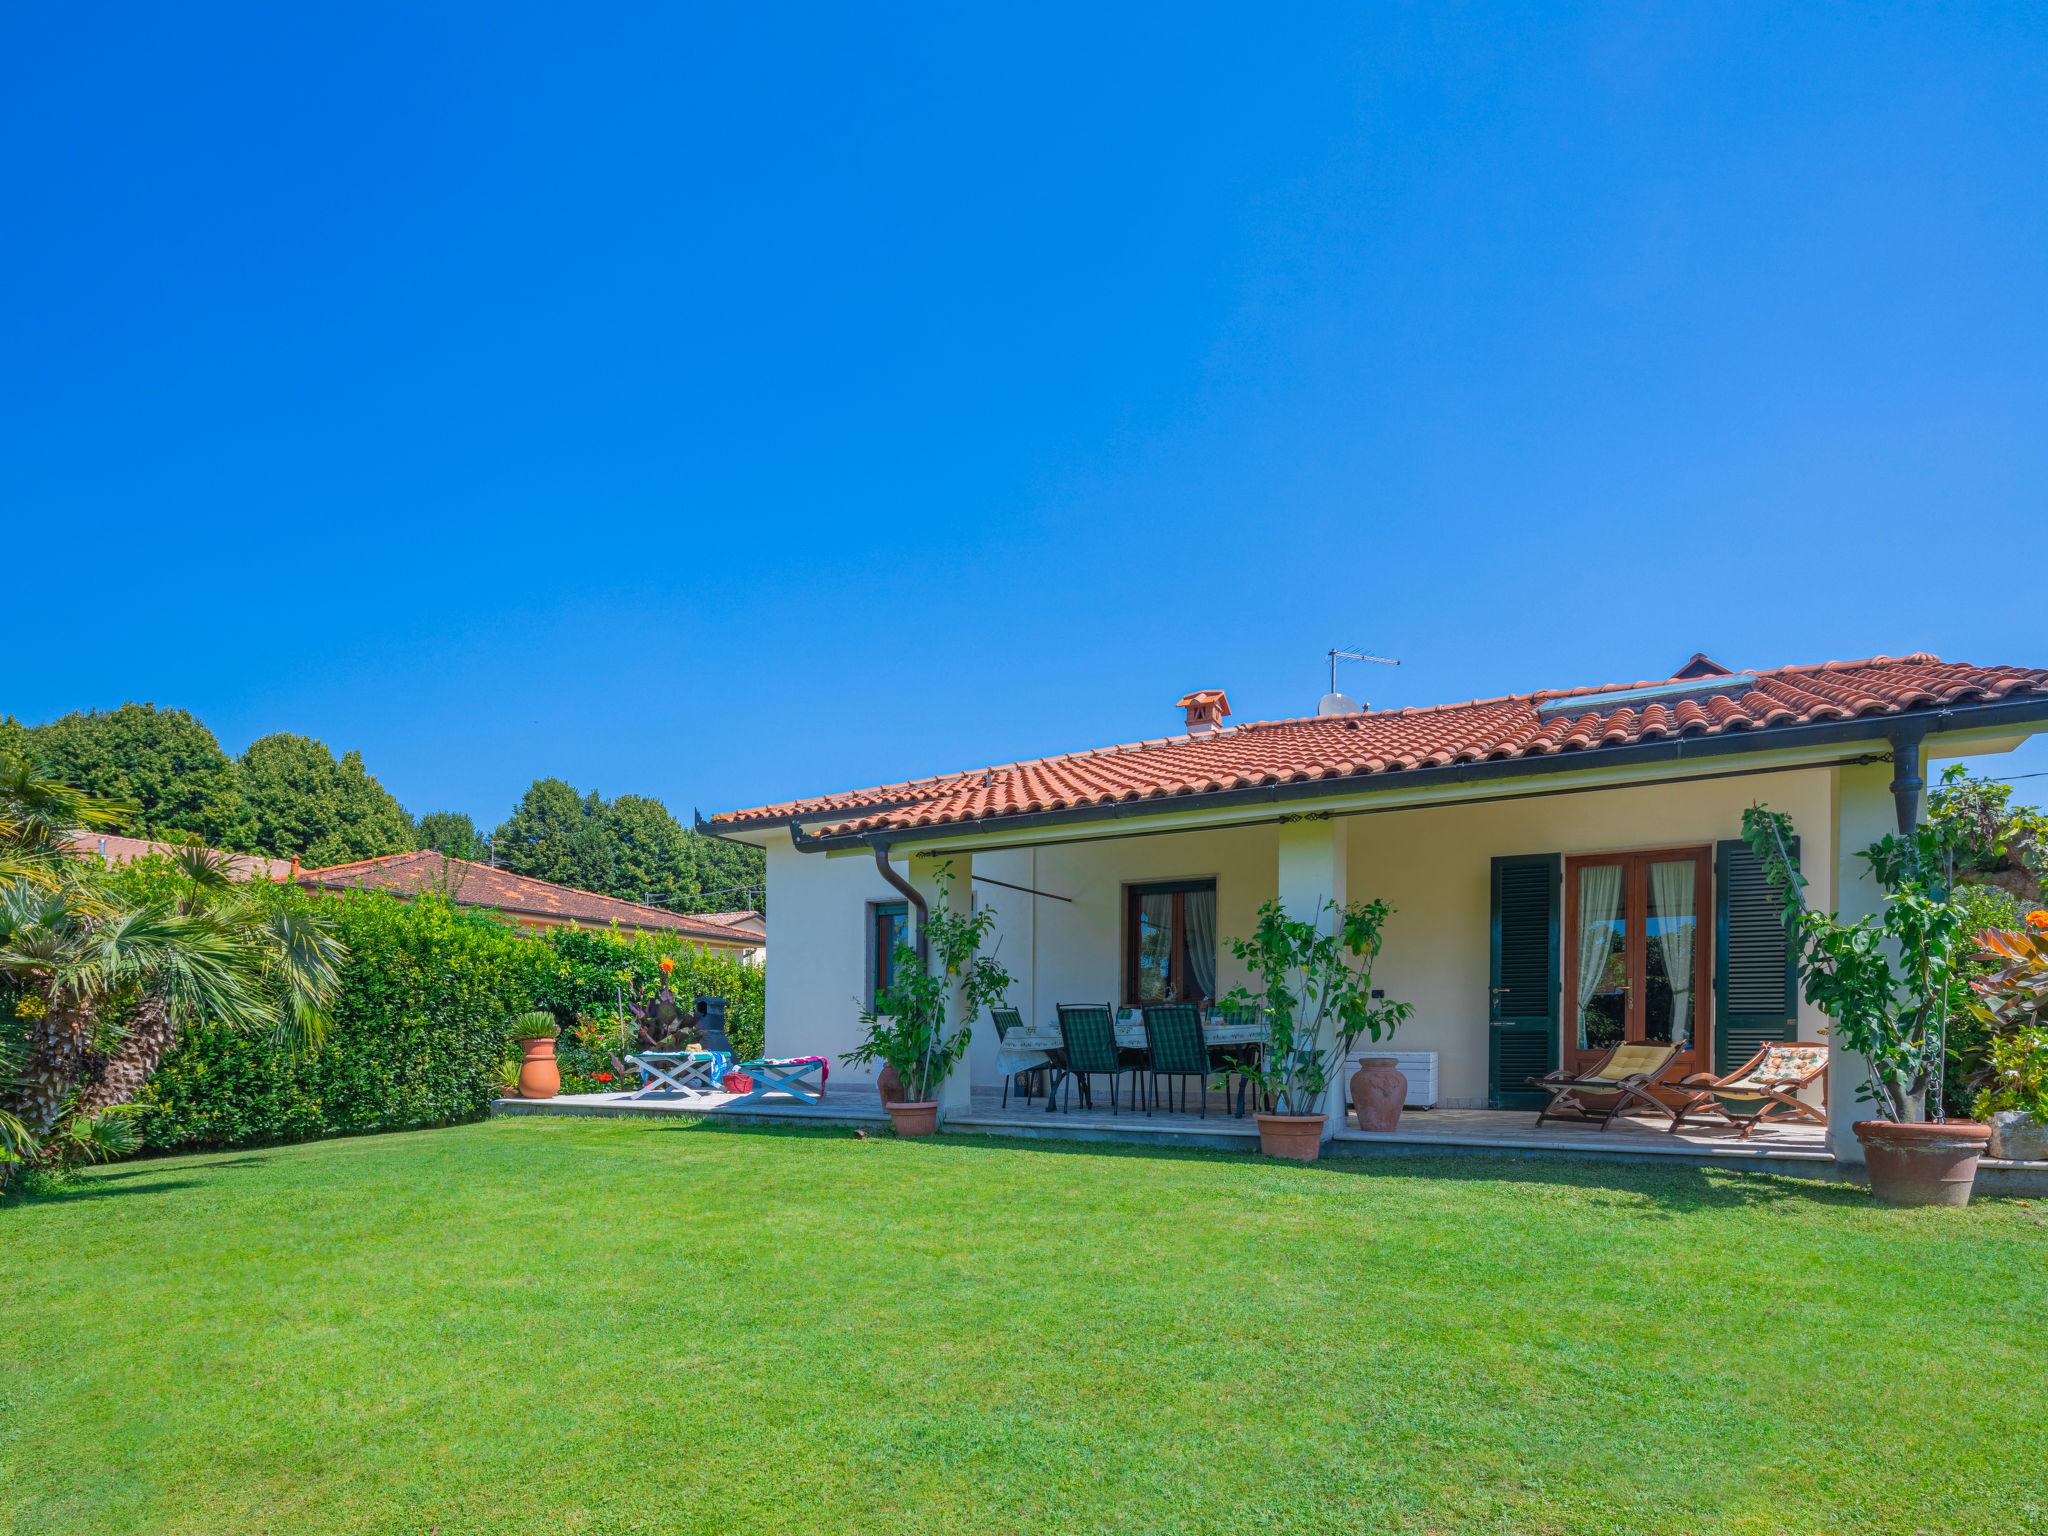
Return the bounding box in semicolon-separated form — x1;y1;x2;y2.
1530;1042;1683;1130
1667;1043;1829;1139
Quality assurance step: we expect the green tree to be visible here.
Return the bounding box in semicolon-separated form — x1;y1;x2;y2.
416;810;488;861
491;778;588;886
23;704;246;845
0;757;343;1173
492;778;763;912
238;733;416;867
607;794;695;908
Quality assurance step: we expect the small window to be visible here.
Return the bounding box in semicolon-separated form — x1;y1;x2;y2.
1124;879;1218;1006
870;901;908;1008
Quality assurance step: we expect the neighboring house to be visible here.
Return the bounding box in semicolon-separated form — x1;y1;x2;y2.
296;850;764;957
707;653;2048;1161
66;832;295;881
698;909;766;940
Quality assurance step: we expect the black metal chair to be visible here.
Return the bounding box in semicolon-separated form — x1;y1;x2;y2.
990;1007;1046;1108
1055;1004;1129;1115
1140;1003;1212;1117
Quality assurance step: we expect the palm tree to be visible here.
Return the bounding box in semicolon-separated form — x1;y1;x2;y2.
0;756;343;1165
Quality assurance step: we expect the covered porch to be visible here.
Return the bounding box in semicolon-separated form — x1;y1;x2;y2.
767;750;1864;1153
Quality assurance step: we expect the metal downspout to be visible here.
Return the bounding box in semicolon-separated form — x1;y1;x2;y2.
872;841;929;966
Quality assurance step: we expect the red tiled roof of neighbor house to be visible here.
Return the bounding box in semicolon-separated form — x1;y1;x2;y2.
66;832;296;881
295;851;762;946
713;654;2048;838
698;909;766;933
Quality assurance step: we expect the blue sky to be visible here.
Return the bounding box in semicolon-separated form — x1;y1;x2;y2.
3;4;2045;825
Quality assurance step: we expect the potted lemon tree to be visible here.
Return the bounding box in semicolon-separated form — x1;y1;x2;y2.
1742;806;1990;1205
843;867;1010;1137
1223;897;1411;1160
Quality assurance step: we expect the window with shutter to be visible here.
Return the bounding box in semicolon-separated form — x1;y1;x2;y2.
1490;854;1561;1109
1713;837;1800;1073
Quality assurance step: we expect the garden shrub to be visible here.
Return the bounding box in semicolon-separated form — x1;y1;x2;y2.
132;887;766;1152
136;891;544;1151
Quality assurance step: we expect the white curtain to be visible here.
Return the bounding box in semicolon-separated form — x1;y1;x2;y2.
1649;860;1696;1048
1575;864;1625;1046
1138;891;1175;998
1183;888;1217;1000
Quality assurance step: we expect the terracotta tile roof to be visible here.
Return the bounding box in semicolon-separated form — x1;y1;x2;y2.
698;909;766;934
66;832;295;881
296;851;762;946
714;654;2048;838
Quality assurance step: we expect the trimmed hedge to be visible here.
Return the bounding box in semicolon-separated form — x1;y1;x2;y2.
135;888;766;1153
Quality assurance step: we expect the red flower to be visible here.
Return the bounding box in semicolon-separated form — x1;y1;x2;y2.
658;955;676;975
595;1072;614;1083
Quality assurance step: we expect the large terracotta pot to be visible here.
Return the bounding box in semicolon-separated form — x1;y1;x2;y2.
886;1100;939;1137
1987;1110;2048;1163
1255;1112;1327;1161
1350;1056;1408;1133
1854;1119;1992;1207
877;1065;907;1105
517;1037;560;1100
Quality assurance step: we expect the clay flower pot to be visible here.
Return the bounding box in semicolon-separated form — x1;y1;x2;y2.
1853;1119;1992;1207
877;1065;908;1105
1350;1056;1408;1133
1255;1112;1327;1161
886;1100;939;1137
517;1037;561;1101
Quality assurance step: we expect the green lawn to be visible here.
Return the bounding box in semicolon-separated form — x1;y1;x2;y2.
3;1120;2044;1536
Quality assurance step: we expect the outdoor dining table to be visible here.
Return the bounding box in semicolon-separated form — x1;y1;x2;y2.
996;1013;1270;1115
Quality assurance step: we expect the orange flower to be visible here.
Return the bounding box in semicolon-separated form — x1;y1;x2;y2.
2027;910;2048;933
659;955;676;974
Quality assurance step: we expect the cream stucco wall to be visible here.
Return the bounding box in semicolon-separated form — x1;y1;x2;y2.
761;835;907;1087
762;765;1842;1105
1345;768;1836;1107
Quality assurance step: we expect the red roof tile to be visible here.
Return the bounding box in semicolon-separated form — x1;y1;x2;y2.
714;654;2048;838
296;851;761;946
66;833;295;881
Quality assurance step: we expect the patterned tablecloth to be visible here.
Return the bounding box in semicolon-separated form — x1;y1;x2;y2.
995;1016;1269;1078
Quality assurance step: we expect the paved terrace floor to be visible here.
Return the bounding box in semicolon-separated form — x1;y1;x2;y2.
497;1082;1837;1169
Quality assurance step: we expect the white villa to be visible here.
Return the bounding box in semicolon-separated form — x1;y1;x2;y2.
703;653;2048;1162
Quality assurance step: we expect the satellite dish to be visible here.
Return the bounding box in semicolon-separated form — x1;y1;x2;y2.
1317;692;1362;716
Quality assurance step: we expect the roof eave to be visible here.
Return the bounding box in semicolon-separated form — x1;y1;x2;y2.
789;694;2048;854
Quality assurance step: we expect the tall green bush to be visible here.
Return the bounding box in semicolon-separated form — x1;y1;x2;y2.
132;888;765;1153
136;892;542;1150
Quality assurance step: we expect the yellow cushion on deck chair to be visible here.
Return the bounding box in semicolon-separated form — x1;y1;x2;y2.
1593;1044;1672;1083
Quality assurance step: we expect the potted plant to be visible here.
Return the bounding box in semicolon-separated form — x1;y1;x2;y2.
494;1053;523;1100
1743;806;1990;1205
510;1011;562;1100
842;867;1010;1137
1968;914;2048;1161
1222;897;1411;1160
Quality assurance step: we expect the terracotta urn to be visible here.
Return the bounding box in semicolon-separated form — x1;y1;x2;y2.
886;1100;939;1137
877;1065;908;1105
1255;1112;1327;1161
1350;1056;1408;1133
1853;1119;1992;1207
517;1037;560;1100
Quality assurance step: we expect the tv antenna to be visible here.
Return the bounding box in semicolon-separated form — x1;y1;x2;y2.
1327;647;1399;694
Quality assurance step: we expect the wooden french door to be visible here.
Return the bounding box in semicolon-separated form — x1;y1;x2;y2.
1562;847;1712;1077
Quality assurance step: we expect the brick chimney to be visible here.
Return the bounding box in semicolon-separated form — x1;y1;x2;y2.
1177;688;1232;735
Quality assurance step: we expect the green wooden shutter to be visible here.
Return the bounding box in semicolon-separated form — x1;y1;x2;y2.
1713;837;1799;1074
1489;853;1561;1109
